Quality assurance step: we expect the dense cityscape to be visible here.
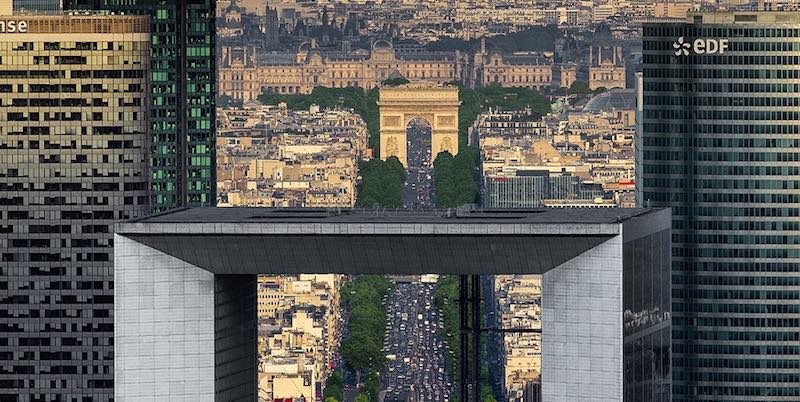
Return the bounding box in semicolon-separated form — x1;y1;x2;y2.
1;0;800;402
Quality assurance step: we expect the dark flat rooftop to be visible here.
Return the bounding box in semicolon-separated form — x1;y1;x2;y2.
117;207;671;275
128;207;664;225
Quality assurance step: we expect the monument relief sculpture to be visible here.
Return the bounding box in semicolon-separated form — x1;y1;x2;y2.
440;137;453;154
386;137;398;158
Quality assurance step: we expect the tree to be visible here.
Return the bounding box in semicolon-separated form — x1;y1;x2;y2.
569;81;590;95
340;276;393;385
434;148;478;208
433;152;456;207
323;372;344;401
383;77;410;86
425;25;561;53
341;332;381;383
362;371;380;402
355;394;370;402
358;157;405;207
325;397;339;402
434;276;460;382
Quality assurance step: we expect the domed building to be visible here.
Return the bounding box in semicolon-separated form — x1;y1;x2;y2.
223;0;243;26
583;89;636;126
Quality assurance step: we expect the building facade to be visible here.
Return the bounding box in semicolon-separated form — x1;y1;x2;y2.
589;46;626;90
641;11;800;401
474;51;553;91
219;40;464;100
218;40;558;102
484;174;549;208
0;14;151;401
64;0;217;210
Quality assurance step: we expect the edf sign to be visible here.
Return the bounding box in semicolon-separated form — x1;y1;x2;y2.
673;37;729;56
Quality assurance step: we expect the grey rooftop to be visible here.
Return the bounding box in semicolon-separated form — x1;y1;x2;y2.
121;206;663;225
114;207;670;275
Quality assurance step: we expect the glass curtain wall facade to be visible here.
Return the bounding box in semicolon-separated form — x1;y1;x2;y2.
0;15;151;401
641;11;800;401
64;0;216;210
12;0;63;14
484;174;548;208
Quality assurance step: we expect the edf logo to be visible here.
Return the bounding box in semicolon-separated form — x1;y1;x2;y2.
673;37;729;56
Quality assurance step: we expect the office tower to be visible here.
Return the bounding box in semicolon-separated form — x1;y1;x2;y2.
641;11;800;401
64;0;217;210
0;13;151;401
113;207;671;401
11;0;63;14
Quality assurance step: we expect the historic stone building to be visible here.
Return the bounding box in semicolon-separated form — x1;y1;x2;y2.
218;39;560;101
588;46;625;90
217;0;279;51
476;51;553;90
469;40;554;91
555;63;578;89
218;40;466;100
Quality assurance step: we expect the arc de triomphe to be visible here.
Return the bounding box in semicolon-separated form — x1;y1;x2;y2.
377;83;460;167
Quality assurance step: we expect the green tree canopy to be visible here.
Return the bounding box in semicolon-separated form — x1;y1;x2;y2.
434;149;478;208
361;371;380;402
358;157;405;208
341;331;382;372
323;372;344;401
569;81;590;95
383;77;411;86
340;276;393;383
426;25;561;53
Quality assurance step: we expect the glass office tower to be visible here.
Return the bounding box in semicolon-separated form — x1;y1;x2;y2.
12;0;63;14
64;0;216;210
0;14;151;401
640;11;800;401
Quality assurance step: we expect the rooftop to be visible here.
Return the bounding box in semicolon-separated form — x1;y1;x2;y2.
115;207;670;275
583;89;636;113
127;206;660;225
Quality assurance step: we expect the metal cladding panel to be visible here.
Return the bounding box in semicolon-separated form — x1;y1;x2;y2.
124;234;615;275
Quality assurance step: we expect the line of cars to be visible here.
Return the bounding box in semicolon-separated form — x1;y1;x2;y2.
381;281;452;402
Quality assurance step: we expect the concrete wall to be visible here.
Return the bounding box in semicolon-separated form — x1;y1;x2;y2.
114;235;216;401
214;275;258;401
541;234;623;401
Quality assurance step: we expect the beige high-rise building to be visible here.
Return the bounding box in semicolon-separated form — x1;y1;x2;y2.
0;14;151;400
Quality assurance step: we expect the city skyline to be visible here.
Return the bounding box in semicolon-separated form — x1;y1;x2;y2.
2;0;800;401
